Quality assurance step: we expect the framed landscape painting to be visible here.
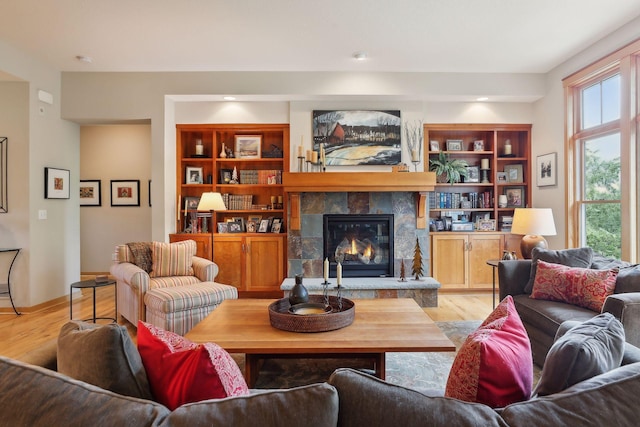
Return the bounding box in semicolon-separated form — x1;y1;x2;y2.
312;110;401;166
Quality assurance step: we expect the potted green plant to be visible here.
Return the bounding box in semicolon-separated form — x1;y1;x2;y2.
429;152;469;184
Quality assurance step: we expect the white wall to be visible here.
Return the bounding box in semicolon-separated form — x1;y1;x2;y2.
80;124;152;272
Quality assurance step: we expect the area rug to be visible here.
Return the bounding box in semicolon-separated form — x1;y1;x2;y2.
232;320;542;392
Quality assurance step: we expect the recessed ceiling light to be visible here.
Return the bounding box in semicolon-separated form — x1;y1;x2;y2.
223;96;236;101
75;55;93;64
476;97;489;101
352;52;367;61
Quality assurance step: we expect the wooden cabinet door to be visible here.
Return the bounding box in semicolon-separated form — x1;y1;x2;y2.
245;236;284;291
213;236;245;290
431;234;468;289
468;234;504;289
169;234;212;260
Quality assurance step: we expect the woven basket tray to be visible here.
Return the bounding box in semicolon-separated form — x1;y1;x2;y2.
268;295;355;333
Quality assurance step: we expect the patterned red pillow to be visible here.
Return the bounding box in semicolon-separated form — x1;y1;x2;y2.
445;296;532;408
137;321;249;410
530;260;618;312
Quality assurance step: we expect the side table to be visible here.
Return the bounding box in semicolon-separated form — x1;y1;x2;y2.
0;248;21;315
486;259;500;309
70;278;117;323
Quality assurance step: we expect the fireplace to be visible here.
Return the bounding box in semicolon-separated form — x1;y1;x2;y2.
323;214;394;278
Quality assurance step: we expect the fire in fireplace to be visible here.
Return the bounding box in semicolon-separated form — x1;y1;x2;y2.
323;214;394;277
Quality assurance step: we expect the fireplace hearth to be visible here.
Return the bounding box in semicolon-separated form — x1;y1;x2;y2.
323;214;394;277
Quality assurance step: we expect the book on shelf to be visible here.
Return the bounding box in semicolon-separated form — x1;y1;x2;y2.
429;191;494;209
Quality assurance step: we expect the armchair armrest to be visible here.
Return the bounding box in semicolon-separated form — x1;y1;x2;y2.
110;262;150;294
192;256;219;282
603;293;640;348
498;260;532;300
18;338;58;371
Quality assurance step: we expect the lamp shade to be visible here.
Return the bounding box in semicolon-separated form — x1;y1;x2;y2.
510;208;557;236
197;192;227;211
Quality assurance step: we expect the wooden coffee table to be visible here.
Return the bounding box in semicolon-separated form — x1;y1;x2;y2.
185;298;455;387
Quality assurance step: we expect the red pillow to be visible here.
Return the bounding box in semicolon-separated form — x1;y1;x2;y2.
445;295;532;408
137;321;249;410
530;260;618;312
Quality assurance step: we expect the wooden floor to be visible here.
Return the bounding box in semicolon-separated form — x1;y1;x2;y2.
0;284;494;361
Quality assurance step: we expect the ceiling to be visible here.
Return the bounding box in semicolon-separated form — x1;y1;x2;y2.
1;0;640;77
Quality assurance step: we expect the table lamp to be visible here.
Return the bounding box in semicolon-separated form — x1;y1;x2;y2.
510;208;557;259
197;192;227;260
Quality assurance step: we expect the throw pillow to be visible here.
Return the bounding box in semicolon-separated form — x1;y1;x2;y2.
524;247;594;294
533;313;625;396
57;321;153;400
137;321;249;410
149;240;196;278
445;295;533;408
127;242;153;273
530;260;618;312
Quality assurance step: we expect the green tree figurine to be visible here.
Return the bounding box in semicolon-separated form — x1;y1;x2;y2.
412;238;424;280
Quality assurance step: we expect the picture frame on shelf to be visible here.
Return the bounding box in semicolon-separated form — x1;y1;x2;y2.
217;222;228;233
429;140;440;152
473;140;484;151
79;180;101;206
45;167;70;199
235;135;262;159
504;186;525;207
258;219;270;233
248;215;262;224
246;220;257;233
271;222;282;233
496;172;508;183
231;217;245;232
536;152;557;187
446;139;463;151
465;166;480;183
477;219;497;232
504;164;523;183
227;220;243;233
186;166;203;184
110;180;140;207
219;168;233;184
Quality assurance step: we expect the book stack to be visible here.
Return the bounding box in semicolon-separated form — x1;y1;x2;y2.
222;194;253;210
500;215;513;232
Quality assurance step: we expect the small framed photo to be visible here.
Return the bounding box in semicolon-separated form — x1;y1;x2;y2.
217;222;228;233
465;166;480;183
446;139;463;151
505;186;525;207
258;219;270;233
232;216;245;232
110;180;140;207
477;219;497;232
246;220;257;233
271;222;282;233
235;135;262;159
227;219;244;233
504;164;523;183
184;196;200;212
473;140;484;151
536;152;557;187
219;168;233;184
79;180;101;206
45;167;70;199
248;215;262;224
429;140;440;152
496;172;508;183
186;166;203;184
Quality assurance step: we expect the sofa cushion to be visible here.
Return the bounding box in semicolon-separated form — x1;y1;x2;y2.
0;356;170;427
533;313;625;396
445;295;533;408
524;247;594;294
530;260;618;312
166;383;339;427
328;368;506;427
57;321;153;400
137;321;248;410
150;240;196;278
127;242;153;273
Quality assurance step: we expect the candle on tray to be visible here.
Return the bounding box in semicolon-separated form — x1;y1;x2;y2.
336;262;342;286
411;149;419;162
481;158;489;169
311;151;318;164
324;258;329;282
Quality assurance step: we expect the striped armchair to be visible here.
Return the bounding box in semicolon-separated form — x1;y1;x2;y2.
110;240;236;333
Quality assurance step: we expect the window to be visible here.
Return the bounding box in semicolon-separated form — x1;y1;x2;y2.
565;40;640;261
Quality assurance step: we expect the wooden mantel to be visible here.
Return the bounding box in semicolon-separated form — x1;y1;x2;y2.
283;171;436;230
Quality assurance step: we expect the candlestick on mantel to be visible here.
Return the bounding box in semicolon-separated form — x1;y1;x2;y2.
311;151;318;164
336;262;342;286
297;145;303;157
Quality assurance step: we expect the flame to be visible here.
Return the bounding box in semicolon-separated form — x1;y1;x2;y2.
364;244;372;258
350;239;356;254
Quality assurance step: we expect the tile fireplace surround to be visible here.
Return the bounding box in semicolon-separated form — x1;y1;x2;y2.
287;191;430;279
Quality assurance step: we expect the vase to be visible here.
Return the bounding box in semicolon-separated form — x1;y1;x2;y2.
289;274;309;305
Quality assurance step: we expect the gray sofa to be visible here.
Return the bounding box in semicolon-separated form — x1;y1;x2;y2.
499;249;640;366
3;319;640;426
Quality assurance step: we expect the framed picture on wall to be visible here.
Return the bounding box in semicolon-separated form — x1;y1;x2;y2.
45;167;70;199
110;180;140;206
536;152;557;187
79;180;101;206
